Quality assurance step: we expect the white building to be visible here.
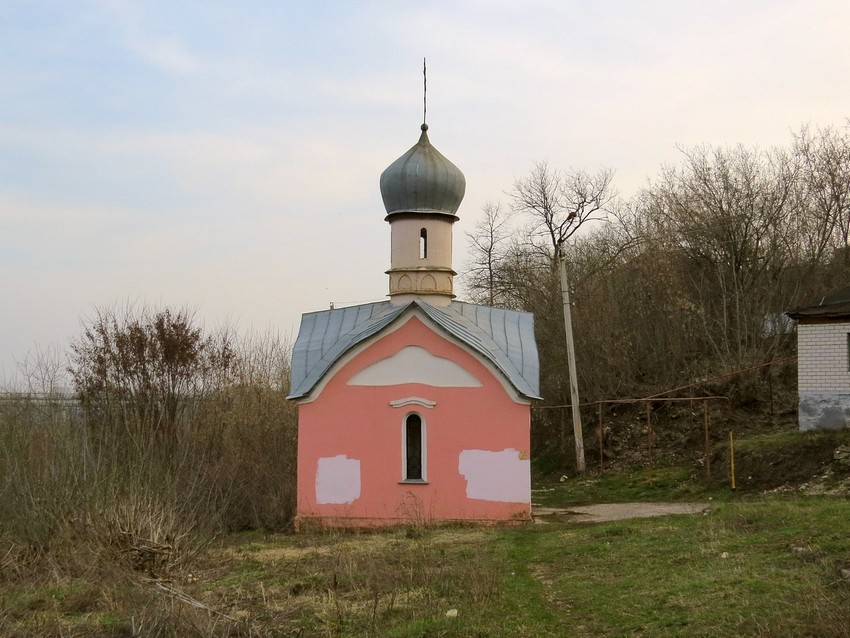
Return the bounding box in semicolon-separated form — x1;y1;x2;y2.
787;286;850;430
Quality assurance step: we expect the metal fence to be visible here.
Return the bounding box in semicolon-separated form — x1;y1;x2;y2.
533;356;796;476
0;392;84;426
534;396;730;477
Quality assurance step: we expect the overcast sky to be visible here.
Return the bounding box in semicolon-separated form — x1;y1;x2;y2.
3;0;850;386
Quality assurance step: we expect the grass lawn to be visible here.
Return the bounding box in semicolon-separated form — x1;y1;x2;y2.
531;465;728;508
3;493;849;637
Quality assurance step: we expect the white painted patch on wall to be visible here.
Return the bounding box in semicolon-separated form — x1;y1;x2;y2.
348;346;482;387
316;455;361;505
458;449;530;503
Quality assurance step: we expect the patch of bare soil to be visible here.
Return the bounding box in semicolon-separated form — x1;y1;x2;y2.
765;471;850;497
533;502;709;524
588;394;798;474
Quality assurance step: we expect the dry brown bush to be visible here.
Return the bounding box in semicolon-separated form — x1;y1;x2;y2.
0;308;297;585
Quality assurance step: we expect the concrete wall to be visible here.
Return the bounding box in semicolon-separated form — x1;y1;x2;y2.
798;320;850;430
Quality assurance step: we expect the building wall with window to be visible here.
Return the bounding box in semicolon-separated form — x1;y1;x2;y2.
796;320;850;430
295;312;532;526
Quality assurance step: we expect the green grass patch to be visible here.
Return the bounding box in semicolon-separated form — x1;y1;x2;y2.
3;497;850;636
521;498;850;637
533;465;726;507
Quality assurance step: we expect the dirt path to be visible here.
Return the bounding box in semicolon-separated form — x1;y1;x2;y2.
533;502;709;524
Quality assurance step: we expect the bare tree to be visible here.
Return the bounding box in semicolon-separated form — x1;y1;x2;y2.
644;144;798;366
69;304;236;445
460;131;850;460
508;161;613;472
464;202;511;306
794;124;850;261
510;161;615;262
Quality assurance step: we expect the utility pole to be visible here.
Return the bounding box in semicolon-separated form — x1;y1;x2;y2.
559;251;585;474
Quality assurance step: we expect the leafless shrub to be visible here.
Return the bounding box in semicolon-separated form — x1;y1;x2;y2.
395;491;431;530
184;329;298;532
0;305;297;583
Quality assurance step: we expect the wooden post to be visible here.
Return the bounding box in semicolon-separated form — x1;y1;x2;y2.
729;430;736;491
598;402;603;473
768;364;775;424
646;401;653;471
559;254;585;474
703;399;711;478
560;406;567;456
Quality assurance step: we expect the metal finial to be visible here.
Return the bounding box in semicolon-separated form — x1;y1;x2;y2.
423;57;427;126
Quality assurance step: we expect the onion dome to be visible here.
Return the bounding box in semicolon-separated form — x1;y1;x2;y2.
380;124;466;220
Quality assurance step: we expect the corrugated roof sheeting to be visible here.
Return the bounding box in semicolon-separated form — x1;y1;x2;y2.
288;302;403;399
469;303;534;396
287;300;540;401
419;302;540;400
786;285;850;320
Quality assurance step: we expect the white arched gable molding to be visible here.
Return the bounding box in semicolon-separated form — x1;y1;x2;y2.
347;345;482;388
299;310;530;405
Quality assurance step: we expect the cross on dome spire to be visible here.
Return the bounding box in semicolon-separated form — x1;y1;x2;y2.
423;57;427;127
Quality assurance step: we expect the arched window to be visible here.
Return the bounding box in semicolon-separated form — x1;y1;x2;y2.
402;413;426;481
419;228;428;259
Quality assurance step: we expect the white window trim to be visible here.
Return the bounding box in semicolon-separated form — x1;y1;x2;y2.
390;397;436;409
400;412;428;484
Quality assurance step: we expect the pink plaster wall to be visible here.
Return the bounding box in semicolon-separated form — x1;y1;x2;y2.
296;314;532;526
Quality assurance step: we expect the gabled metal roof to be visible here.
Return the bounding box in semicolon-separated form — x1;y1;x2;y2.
287;300;540;401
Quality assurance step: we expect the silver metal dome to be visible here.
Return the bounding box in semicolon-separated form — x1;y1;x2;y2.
379;124;466;219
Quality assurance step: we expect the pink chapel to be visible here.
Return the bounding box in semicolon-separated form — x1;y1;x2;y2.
287;121;541;527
